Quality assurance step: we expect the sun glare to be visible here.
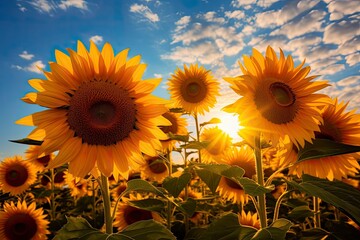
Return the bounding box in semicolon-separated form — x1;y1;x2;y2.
218;113;242;141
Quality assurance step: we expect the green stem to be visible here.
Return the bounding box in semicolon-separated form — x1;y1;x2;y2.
194;113;202;163
167;151;173;230
183;147;190;233
254;133;267;228
273;190;290;222
92;180;96;221
50;169;56;221
100;174;113;234
313;196;321;228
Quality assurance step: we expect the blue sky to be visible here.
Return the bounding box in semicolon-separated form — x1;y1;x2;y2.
0;0;359;158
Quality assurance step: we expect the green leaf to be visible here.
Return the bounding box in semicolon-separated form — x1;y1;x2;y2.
195;164;230;193
117;219;176;240
178;198;197;217
185;228;207;240
169;107;185;113
122;179;165;197
300;228;329;240
287;174;360;226
236;177;274;197
297;138;360;162
200;117;221;127
129;199;165;212
168;132;189;142
251;219;292;240
181;141;207;150
198;213;257;240
163;172;192;197
9;138;43;145
53;216;105;240
288;205;314;221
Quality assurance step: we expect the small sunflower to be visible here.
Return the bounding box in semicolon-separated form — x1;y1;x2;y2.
0;156;37;195
159;110;188;151
17;41;170;178
223;46;330;148
54;170;66;187
25;145;53;172
216;146;255;204
238;210;260;229
168;64;220;115
0;200;49;240
140;154;169;183
200;127;232;163
64;171;88;198
288;99;360;180
111;183;127;200
114;194;163;231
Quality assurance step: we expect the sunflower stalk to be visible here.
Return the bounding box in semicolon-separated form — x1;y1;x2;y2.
100;174;113;234
254;133;267;228
50;168;56;221
166;150;173;230
194;113;202;163
313;196;321;228
273;190;290;222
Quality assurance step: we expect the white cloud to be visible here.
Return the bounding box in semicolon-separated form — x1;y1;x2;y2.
154;73;163;78
224;10;245;20
345;53;360;67
257;0;281;8
58;0;88;10
130;3;159;23
336;36;360;56
12;60;46;74
327;0;360;21
197;11;225;24
270;10;326;39
17;3;27;12
323;20;360;45
89;35;103;44
19;51;35;60
28;0;55;13
175;16;191;32
255;0;320;28
231;0;256;8
336;75;360;87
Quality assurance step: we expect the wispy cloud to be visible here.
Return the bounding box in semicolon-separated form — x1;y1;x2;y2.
20;0;89;14
129;3;159;23
12;60;46;74
19;51;35;60
89;35;103;44
327;0;360;21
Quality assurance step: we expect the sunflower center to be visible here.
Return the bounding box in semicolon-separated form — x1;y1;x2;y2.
123;206;153;225
4;213;37;240
148;158;167;174
160;113;178;134
224;177;243;190
54;171;65;184
5;164;28;187
254;80;298;124
269;82;295;107
37;155;50;166
181;79;207;103
68;81;136;146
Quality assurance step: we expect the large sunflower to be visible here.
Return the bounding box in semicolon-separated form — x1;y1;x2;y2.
25;145;53;172
114;194;163;231
223;46;330;148
0;200;49;240
159;110;188;151
168;64;220;115
140;154;169;183
200;126;232;163
216;146;255;204
0;156;37;195
17;41;170;178
287;99;360;180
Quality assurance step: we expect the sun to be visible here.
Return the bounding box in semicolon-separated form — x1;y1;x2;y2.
218;113;242;141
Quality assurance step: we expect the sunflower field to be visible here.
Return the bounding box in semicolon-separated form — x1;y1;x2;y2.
1;41;360;240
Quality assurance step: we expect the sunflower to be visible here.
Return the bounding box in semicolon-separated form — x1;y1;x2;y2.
64;171;88;198
111;183;127;200
0;156;37;195
140;154;169;183
238;210;260;229
114;194;163;231
223;46;330;148
17;41;170;178
216;146;255;204
0;200;49;240
179;189;203;224
54;170;66;187
25;145;53;172
287;99;360;180
159;110;188;151
200;126;232;163
168;63;220;115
